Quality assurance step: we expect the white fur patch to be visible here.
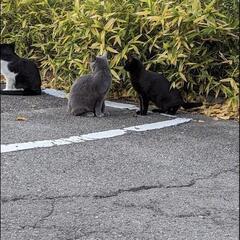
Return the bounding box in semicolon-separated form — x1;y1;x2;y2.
0;60;17;90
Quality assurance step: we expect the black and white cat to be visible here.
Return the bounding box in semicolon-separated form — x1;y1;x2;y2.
124;55;202;115
0;43;41;95
68;53;112;117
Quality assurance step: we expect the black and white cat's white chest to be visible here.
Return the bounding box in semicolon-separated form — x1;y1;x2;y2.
0;59;18;90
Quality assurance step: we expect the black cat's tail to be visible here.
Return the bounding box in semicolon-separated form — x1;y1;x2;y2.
181;101;202;109
0;89;41;96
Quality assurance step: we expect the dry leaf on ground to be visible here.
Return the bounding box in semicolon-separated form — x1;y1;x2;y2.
16;116;28;121
200;102;239;121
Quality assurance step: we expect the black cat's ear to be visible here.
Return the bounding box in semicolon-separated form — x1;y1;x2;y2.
126;52;131;59
127;52;139;62
131;53;139;59
9;42;15;51
127;54;134;62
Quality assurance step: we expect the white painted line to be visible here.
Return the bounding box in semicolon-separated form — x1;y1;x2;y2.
1;118;191;153
105;101;138;110
158;113;177;118
81;129;126;141
124;118;191;132
42;88;176;118
42;88;67;98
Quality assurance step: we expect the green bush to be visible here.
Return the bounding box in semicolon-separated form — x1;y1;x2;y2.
1;0;239;110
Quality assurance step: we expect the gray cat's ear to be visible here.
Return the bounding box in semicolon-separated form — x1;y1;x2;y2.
89;54;95;63
102;52;108;59
90;61;95;71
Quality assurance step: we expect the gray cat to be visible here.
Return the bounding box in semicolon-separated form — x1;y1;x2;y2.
68;53;112;117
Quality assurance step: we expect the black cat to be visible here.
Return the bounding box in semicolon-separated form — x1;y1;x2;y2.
0;43;41;95
124;55;202;115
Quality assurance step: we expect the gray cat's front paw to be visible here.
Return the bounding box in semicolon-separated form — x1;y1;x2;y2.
103;111;110;117
94;113;105;117
95;111;110;117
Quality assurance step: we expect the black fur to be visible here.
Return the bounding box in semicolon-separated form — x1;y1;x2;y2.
0;88;41;95
0;43;41;95
124;55;202;115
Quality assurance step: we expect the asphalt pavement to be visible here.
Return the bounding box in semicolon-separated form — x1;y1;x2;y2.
1;91;239;240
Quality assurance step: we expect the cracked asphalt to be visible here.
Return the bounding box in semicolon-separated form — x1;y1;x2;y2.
1;92;239;240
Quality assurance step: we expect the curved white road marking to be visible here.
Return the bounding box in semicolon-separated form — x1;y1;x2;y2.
1;118;191;153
